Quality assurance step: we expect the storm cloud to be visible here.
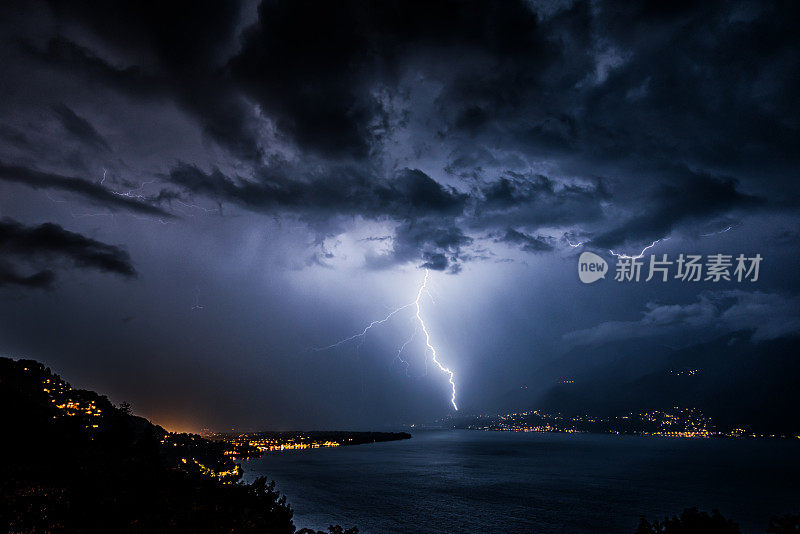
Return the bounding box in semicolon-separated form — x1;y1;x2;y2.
564;290;800;346
52;103;111;152
0;218;136;288
4;0;798;267
0;163;174;218
0;0;798;429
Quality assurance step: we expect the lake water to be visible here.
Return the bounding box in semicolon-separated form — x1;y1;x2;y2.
242;430;800;533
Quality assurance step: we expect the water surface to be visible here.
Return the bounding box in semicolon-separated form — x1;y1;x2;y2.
243;430;800;533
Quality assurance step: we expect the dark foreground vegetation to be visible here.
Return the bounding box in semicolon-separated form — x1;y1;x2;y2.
0;357;356;533
635;507;800;534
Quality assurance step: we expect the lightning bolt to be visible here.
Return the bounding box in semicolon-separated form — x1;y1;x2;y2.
191;286;205;311
314;269;458;411
700;224;737;237
394;322;418;376
174;198;221;215
313;302;414;351
608;237;669;259
44;169;172;224
109;179;157;201
414;270;458;410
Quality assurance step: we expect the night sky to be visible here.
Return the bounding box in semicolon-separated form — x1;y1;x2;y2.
0;0;798;432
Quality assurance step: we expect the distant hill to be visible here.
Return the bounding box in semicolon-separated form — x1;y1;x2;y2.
493;338;677;412
0;357;298;533
533;334;800;434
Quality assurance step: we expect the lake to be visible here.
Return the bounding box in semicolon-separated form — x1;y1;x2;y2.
242;430;800;533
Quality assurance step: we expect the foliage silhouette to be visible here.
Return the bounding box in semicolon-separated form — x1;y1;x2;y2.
635;508;740;534
767;512;800;533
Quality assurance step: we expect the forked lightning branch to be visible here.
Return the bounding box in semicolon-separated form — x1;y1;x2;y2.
315;269;458;411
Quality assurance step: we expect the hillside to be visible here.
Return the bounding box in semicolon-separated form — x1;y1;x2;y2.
0;357;298;533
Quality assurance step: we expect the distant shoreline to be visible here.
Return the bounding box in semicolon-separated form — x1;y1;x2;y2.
459;427;799;440
209;430;412;458
446;408;800;440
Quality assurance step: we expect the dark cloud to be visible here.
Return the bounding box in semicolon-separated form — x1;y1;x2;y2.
436;1;800;176
169;162;477;267
390;220;472;272
167;162;477;267
23;36;166;98
229;0;545;158
497;228;554;253
0;263;56;289
12;0;796;254
18;0;799;171
480;175;560;209
564;291;800;347
0;218;136;289
168;162;466;218
0;125;35;152
472;174;606;230
592;169;762;248
51;102;110;151
420;252;448;271
19;34;260;167
0;162;174;218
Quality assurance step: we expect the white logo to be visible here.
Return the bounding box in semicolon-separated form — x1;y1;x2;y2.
578;252;608;284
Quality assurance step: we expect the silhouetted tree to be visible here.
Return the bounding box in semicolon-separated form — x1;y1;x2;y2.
297;527;358;534
636;508;740;533
768;512;800;533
